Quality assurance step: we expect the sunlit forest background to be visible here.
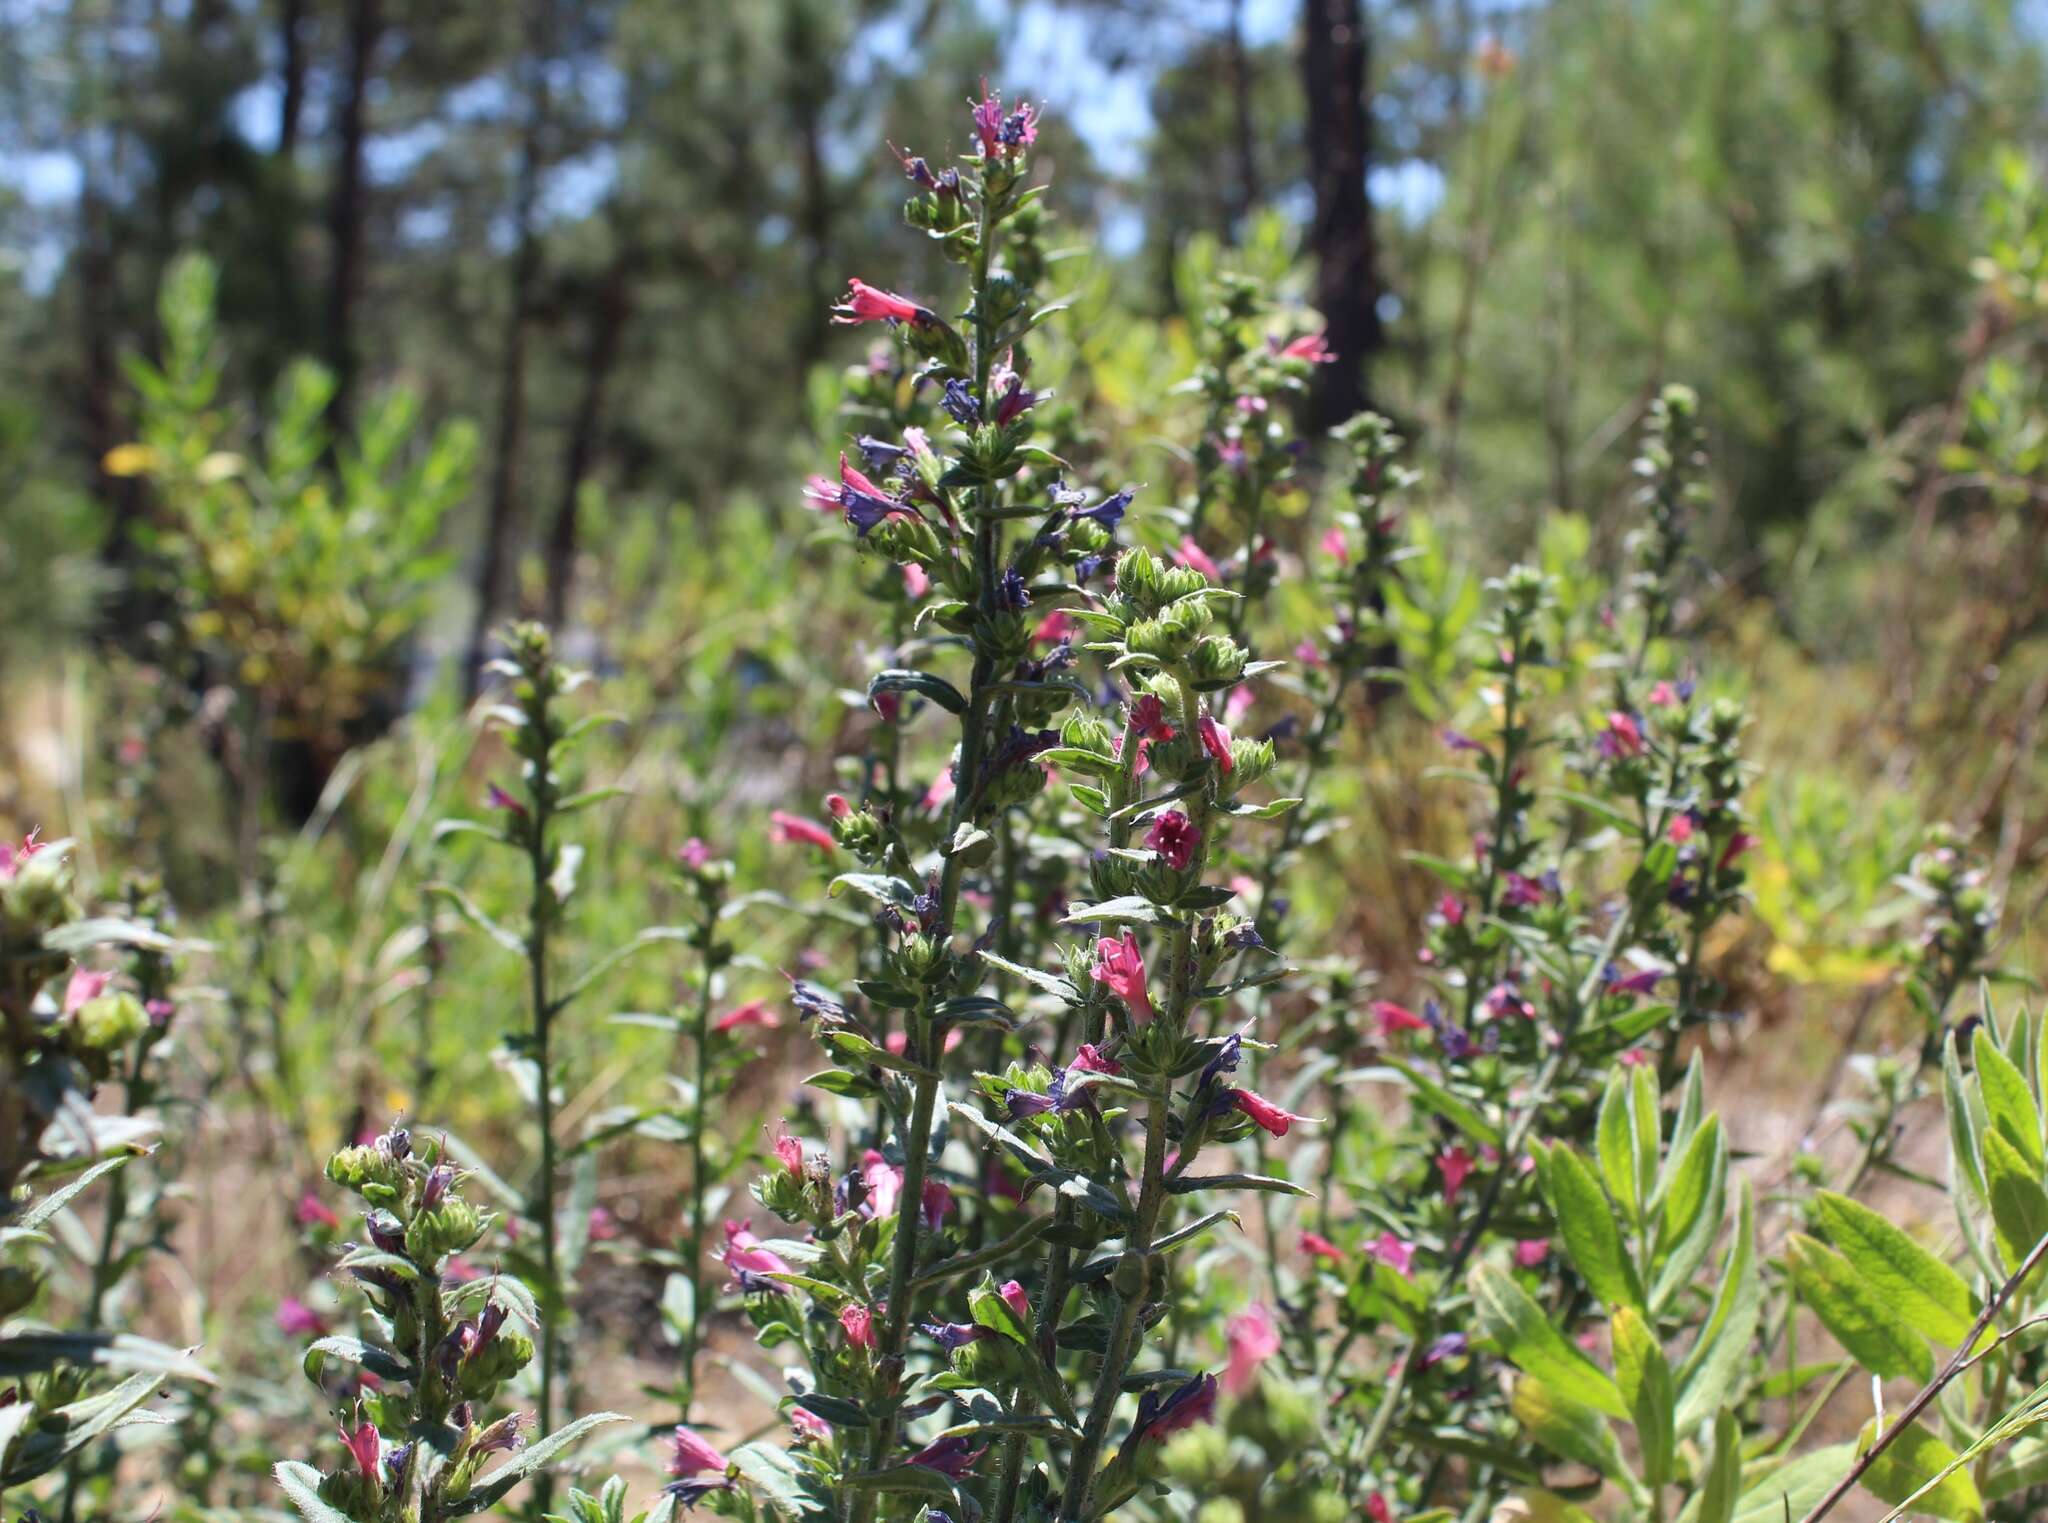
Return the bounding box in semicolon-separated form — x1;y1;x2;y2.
4;0;2048;1515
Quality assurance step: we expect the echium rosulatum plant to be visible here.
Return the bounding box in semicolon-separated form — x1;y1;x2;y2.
274;1127;625;1523
0;834;210;1499
417;621;667;1515
1288;390;1762;1519
709;88;1309;1523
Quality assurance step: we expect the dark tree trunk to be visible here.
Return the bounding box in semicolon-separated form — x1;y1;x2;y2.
543;248;634;629
278;0;308;157
463;41;548;700
1300;0;1383;432
1225;0;1261;238
325;0;381;432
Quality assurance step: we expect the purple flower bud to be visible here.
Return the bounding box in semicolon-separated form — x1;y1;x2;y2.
907;1433;985;1478
1005;1089;1058;1120
941;379;980;425
921;1320;986;1351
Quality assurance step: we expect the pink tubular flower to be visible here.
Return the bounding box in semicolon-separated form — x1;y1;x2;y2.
715;999;781;1034
1144;809;1201;870
1034;608;1077;644
840;1302;877;1350
1668;812;1697;843
861;1149;904;1218
1130;694;1176;741
1646;679;1680;707
1320;525;1351;563
901;563;931;599
921;1178;953;1231
1227;1088;1309;1138
1439;1144;1476;1204
1069;1043;1122;1075
296;1191;341;1230
1367;1493;1394;1523
339;1418;381;1483
1514;1238;1551;1269
772;1128;806;1176
1598;710;1645;760
1090;930;1153;1024
1176;535;1222;581
769;810;835;853
1223;1303;1281;1396
63;969;112;1014
908;1433;986;1478
1196;715;1235;773
1438;893;1467;926
1372;1000;1429;1039
1300;1230;1346;1262
970;81;1037;159
485;782;527;818
720;1221;793;1288
277;1296;327;1337
998;1279;1032;1324
789;1406;833;1443
1370;1231;1417;1278
802;473;841;513
1278;330;1336;364
677;837;714;869
1133;1373;1219;1444
832;278;932;327
0;828;43;882
670;1425;730;1478
1719;831;1758;871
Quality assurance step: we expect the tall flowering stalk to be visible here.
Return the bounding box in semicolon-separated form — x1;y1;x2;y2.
429;622;660;1514
273;1127;623;1523
725;88;1308;1523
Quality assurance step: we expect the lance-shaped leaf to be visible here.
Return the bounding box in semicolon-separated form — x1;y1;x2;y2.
1676;1178;1760;1432
448;1412;629;1514
1981;1126;2048;1282
1856;1418;1986;1523
1612;1306;1675;1487
1811;1189;1975;1348
1784;1233;1932;1383
1975;1026;2044;1173
276;1460;361;1523
1471;1264;1626;1418
1379;1058;1502;1147
1729;1444;1858;1523
1597;1070;1642;1221
1651;1113;1727;1311
1695;1409;1742;1523
1509;1375;1629;1478
1535;1141;1642;1312
867;668;966;714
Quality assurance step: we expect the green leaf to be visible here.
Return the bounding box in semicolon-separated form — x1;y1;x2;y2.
1385;1059;1502;1147
451;1413;629;1514
1060;896;1161;926
1;1370;168;1486
1536;1142;1642;1312
1981;1126;2048;1280
1676;1179;1760;1432
1784;1233;1932;1383
1730;1444;1858;1523
1946;1034;1988;1206
276;1460;359;1523
1629;1064;1661;1209
1651;1114;1727;1311
17;1153;137;1230
1470;1264;1626;1418
1611;1307;1675;1487
1975;1026;2043;1173
1812;1190;1975;1348
1696;1410;1741;1523
1597;1070;1640;1221
1508;1375;1628;1477
867;668;966;714
1857;1418;1985;1523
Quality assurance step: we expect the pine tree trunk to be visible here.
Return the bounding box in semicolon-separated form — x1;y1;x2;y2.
325;0;381;433
1300;0;1382;431
543;248;633;630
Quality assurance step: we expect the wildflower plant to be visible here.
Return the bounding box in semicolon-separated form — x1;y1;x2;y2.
273;1125;623;1523
704;87;1323;1523
0;834;210;1496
